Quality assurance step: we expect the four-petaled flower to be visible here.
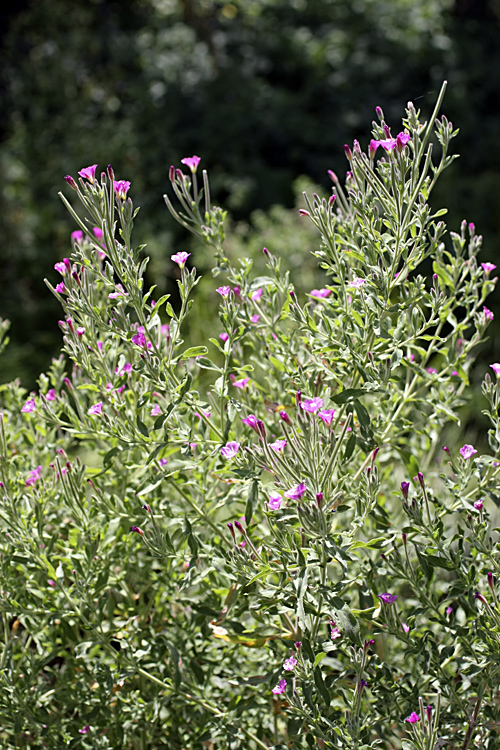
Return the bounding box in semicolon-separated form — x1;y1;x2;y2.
114;180;131;199
251;314;260;323
131;326;152;349
474;499;483;510
232;377;250;389
330;624;341;640
483;306;494;320
93;227;104;240
54;261;68;275
481;262;497;274
181;155;201;173
405;712;420;724
22;398;36;413
242;414;260;433
490;363;500;376
171;252;191;268
318;409;335;426
78;164;98;182
396;132;411;150
88;402;103;416
55;282;66;294
219;332;229;342
284;483;307;500
268;494;282;511
220;441;240;459
269;438;287;453
71;230;83;242
78;726;91;735
25;465;42;487
283;657;297;671
251;288;263;301
46;389;56;401
272;679;287;695
310;288;331;299
151;404;162;416
460;444;477;460
216;286;231;298
378;593;397;604
300;397;324;413
349;277;365;289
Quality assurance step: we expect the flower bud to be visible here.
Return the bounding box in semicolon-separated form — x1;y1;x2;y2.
417;472;425;489
64;175;78;190
131;526;144;536
280;410;291;425
401;481;409;500
343;144;352;162
487;571;494;589
169;165;175;181
107;164;115;181
375;105;384;120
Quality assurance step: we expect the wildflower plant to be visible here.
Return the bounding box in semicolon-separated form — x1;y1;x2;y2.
1;82;500;748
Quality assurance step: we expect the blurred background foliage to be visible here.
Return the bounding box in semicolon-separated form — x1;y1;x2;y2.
1;0;500;387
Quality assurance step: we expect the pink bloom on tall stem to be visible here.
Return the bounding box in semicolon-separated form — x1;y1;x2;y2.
151;404;162;416
402;623;410;634
272;679;287;695
54;261;68;275
284;483;307;500
71;230;83;242
369;139;380;159
396;132;411;150
55;282;66;294
219;332;229;342
22;398;36;413
25;465;42;487
232;377;250;389
114;180;131;199
251;288;263;301
269;438;287;453
405;713;420;724
378;593;397;604
216;286;231;298
171;252;191;268
268;494;282;510
78;725;91;734
318;409;335;426
481;262;497;274
473;499;483;510
131;326;152;349
108;285;128;299
251;314;260;323
349;277;365;289
310;288;331;299
300;397;324;414
87;402;103;416
378;138;397;152
242;414;260;433
181;155;201;173
220;441;240;459
46;389;56;401
78;164;98;182
283;657;297;671
460;444;477;459
490;363;500;376
483;306;494;320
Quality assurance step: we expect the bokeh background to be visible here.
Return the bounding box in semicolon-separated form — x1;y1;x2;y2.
1;0;500;389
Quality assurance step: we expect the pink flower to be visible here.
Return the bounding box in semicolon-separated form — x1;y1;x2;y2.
71;230;83;243
114;180;131;199
151;404;162;416
87;402;103;416
378;138;397;152
481;262;497;274
396;132;411;150
219;332;229;342
55;282;66;294
76;327;85;336
171;252;191;268
329;620;341;639
402;623;410;634
78;164;98;182
460;444;477;460
369;139;380;159
284;483;307;500
108;285;128;299
48;579;56;588
78;725;91;734
216;286;231;298
46;389;56;401
93;227;103;240
300;397;324;413
483;306;494;320
25;465;42;487
54;261;67;275
159;458;168;466
272;679;287;695
242;414;260;433
120;362;132;375
427;367;437;375
474;499;483;510
310;288;331;299
268;494;282;511
318;409;335;427
269;439;287;453
490;363;500;376
161;324;170;338
232;377;250;389
181;155;201;173
220;441;240;459
283;657;297;671
131;326;152;349
405;713;420;724
251;288;263;301
21;398;36;413
349;277;365;289
251;314;260;323
378;593;397;604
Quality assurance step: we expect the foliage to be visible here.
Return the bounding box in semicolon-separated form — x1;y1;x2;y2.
1;86;500;748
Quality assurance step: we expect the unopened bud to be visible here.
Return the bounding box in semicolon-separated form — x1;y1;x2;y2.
417;472;425;489
375;105;384;120
131;526;144;536
169;165;175;181
327;170;338;183
344;144;352;161
316;492;323;508
280;410;291;425
64;175;78;190
487;571;494;589
107;164;115;181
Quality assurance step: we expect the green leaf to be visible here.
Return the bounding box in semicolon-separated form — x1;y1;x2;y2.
136;415;149;438
313;651;327;668
314;666;330;706
245;479;259;525
181;346;208;358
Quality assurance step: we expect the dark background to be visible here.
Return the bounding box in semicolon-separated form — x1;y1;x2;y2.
1;0;499;387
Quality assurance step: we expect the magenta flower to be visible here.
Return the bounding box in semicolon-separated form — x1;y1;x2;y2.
310;288;331;299
405;712;420;724
251;314;260;323
114;180;131;199
78;725;91;735
151;404;162;416
21;398;36;413
330;624;341;640
181;155;201;173
269;438;287;453
378;138;397;152
349;277;365;289
220;441;240;459
490;363;500;376
284;483;307;500
460;444;477;460
251;288;263;301
219;332;229;342
481;262;497;274
171;251;191;268
54;261;68;275
283;657;297;671
64;175;77;189
159;458;168;466
71;230;83;242
76;327;85;336
131;326;152;349
25;465;42;487
108;286;128;299
78;164;98;182
318;409;335;426
93;227;104;240
87;402;103;416
242;414;260;433
300;397;324;414
46;389;56;401
396;132;411;150
55;282;66;294
401;481;410;500
402;623;410;634
48;579;56;588
483;306;494;320
131;526;144;535
378;593;397;604
427;367;437;375
369;139;380;159
474;499;483;510
272;679;287;695
216;286;231;298
268;494;282;511
232;377;250;389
